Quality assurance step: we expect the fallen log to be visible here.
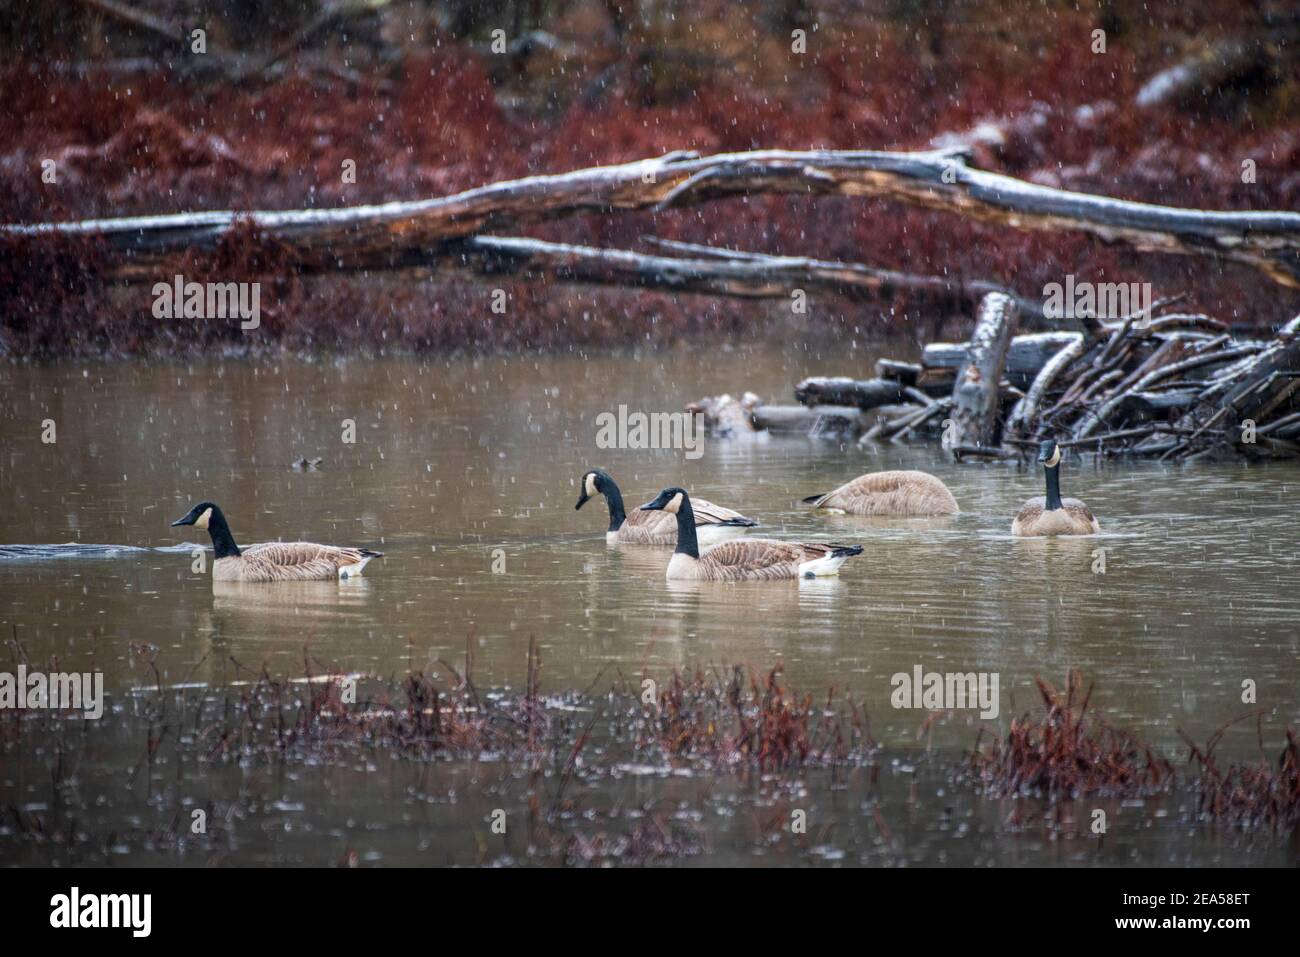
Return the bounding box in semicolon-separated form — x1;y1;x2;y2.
752;405;868;436
685;393;873;438
945;293;1020;454
451;236;1030;314
793;377;907;410
6;147;1299;286
922;332;1082;389
875;359;922;385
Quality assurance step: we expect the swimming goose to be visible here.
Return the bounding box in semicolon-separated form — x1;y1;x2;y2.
1011;440;1101;537
802;470;958;516
640;487;863;581
170;501;383;581
575;469;757;546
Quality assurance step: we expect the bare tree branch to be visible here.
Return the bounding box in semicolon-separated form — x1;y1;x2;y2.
6;147;1298;285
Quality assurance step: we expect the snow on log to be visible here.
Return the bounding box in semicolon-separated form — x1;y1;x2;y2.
5;147;1299;286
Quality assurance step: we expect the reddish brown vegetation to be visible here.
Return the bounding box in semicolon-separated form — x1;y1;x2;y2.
969;670;1299;834
1182;715;1300;832
968;670;1176;800
2;2;1298;356
646;662;873;773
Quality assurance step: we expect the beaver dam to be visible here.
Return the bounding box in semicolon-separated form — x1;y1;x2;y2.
2;634;1295;868
691;295;1300;463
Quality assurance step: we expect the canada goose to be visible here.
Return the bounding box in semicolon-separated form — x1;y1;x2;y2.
684;392;762;438
575;469;757;546
1011;440;1101;537
640;487;863;581
170;501;383;582
802;470;958;516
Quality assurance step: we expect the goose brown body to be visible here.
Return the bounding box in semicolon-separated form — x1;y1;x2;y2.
666;538;862;581
1010;498;1099;536
803;470;958;516
171;502;382;583
1011;440;1101;537
213;542;382;582
641;487;863;581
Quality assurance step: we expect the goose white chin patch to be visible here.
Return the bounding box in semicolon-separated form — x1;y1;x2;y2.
195;507;213;530
665;492;683;514
584;473;597;497
1045;448;1062;467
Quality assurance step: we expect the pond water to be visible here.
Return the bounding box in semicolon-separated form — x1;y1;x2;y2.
1;335;1297;866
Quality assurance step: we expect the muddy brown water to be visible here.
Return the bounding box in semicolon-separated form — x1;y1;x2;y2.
1;336;1297;865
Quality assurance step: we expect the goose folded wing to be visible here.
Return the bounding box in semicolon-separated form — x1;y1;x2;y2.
702;538;809;571
1062;498;1096;521
243;542;366;567
239;553;354;581
690;498;757;526
622;510;677;536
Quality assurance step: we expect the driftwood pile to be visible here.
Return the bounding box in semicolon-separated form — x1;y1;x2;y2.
691;293;1300;463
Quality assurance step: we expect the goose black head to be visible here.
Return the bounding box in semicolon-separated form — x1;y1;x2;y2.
1037;439;1062;468
575;469;611;510
640;487;688;514
171;501;218;529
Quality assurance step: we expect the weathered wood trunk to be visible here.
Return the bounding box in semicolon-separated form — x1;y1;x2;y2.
875;359;923;385
944;293;1019;454
6;147;1300;285
922;332;1081;389
453;237;1026;313
793;377;907;409
752;405;868;435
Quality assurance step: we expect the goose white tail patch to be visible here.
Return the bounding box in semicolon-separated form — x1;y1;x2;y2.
798;554;848;578
339;555;374;580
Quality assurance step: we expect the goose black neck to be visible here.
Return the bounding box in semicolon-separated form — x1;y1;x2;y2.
602;478;627;532
673;494;700;559
1044;465;1063;511
207;506;241;558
